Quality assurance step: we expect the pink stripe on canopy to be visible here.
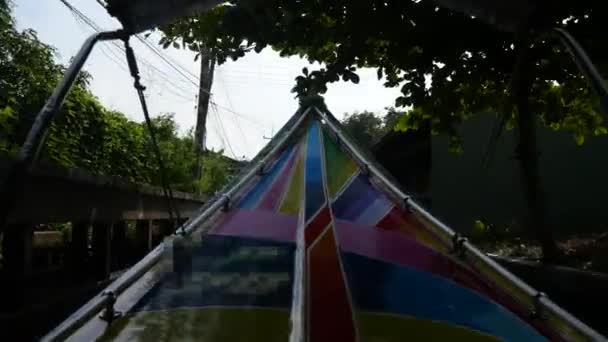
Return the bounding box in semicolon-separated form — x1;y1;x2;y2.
210;209;297;243
333;218;558;338
334;219;496;296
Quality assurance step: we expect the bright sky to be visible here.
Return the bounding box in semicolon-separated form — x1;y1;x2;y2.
13;0;401;160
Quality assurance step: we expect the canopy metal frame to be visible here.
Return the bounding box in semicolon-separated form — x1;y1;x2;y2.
0;30;127;234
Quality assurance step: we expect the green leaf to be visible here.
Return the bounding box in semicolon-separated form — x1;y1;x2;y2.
594;127;607;136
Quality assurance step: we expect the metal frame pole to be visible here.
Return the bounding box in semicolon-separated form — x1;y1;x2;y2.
553;27;608;114
0;30;126;232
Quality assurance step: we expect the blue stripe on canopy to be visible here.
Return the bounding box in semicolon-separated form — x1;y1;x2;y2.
340;252;546;342
238;145;295;209
332;175;385;221
304;121;325;220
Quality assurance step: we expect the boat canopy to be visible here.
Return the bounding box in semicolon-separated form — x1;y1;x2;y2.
44;106;604;341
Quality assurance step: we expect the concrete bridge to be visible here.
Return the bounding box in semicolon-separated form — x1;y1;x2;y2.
0;157;206;338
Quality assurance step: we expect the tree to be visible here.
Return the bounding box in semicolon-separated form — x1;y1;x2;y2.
197;150;229;194
0;1;232;195
158;0;606;261
341;111;385;148
341;108;404;148
0;1;62;153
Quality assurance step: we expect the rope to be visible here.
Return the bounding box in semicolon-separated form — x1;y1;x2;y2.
123;39;183;233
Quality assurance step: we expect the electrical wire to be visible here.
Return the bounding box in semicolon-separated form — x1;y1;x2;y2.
207;112;224;152
60;0;201;105
134;35;201;88
66;5;197;107
58;0;203;92
135;35;199;82
59;0;270;161
216;71;251;154
210;100;268;130
98;45;130;73
69;15;130;73
210;102;238;159
59;0;279;116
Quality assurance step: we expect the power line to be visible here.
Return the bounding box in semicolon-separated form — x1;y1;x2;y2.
68;12;129;71
108;39;199;93
206;110;223;152
212;104;238;160
59;0;204;102
135;35;199;81
59;0;264;156
210;100;268;130
134;57;199;96
152;81;195;102
59;0;102;31
98;45;130;73
134;35;202;89
58;0;202;91
219;69;293;79
103;37;198;93
217;72;250;154
210;103;238;160
220;86;249;141
60;0;279;110
64;2;198;103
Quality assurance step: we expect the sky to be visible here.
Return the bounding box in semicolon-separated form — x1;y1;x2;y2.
13;0;401;160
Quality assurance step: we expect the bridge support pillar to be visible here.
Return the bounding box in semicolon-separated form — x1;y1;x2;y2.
69;222;89;278
135;220;152;257
111;221;127;271
0;224;33;312
91;223;111;280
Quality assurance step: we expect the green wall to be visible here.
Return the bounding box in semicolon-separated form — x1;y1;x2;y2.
431;113;608;236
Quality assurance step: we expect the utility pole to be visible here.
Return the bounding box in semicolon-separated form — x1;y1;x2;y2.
194;47;215;179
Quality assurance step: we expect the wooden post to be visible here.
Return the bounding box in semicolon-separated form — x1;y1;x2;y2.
69;222;89;278
91;223;111;280
135;220;152;258
0;224;33;312
151;219;174;248
111;221;127;271
158;219;174;237
173;236;193;285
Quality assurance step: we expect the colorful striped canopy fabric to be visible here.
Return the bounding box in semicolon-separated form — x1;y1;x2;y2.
58;108;603;341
